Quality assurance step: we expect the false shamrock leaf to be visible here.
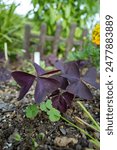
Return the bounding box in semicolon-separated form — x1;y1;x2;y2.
11;71;36;100
12;63;61;103
55;60;88;74
52;75;68;90
52;91;74;113
34;77;60;103
33;63;61;103
82;67;100;89
55;61;99;100
12;60;99;113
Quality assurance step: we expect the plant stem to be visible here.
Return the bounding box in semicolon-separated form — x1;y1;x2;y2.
77;101;100;131
74;116;99;132
60;116;97;142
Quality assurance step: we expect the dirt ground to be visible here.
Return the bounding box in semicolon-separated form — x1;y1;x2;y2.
0;77;100;150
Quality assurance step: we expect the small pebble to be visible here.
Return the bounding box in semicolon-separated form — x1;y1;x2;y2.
59;128;66;135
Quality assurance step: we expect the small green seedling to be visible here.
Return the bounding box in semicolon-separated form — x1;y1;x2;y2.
40;99;61;122
38;132;45;140
13;132;22;142
25;104;39;119
32;138;38;148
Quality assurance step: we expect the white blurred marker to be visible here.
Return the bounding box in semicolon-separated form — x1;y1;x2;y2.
4;42;8;61
34;52;40;65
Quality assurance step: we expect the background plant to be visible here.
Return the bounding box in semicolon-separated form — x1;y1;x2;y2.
29;0;99;35
27;0;99;55
0;1;25;58
0;0;99;60
67;42;100;68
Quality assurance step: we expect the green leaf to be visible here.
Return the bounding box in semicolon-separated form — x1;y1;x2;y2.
32;138;38;148
47;108;61;122
45;99;52;109
49;113;61;122
25;104;39;119
50;7;56;25
13;133;22;142
52;108;61;116
65;4;71;19
40;102;47;112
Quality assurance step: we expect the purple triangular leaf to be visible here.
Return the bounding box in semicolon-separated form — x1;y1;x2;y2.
64;61;80;78
82;67;100;89
33;63;46;75
52;95;68;113
52;92;74;113
83;67;96;81
11;71;35;100
35;77;60;103
66;80;93;100
61;74;78;83
54;61;65;73
52;75;68;89
62;92;74;107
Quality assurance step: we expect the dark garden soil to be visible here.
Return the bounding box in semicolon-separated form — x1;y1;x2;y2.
0;80;100;150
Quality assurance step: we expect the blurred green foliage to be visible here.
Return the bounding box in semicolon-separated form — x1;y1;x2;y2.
0;0;99;60
29;0;99;36
67;42;100;68
0;1;25;57
27;0;99;55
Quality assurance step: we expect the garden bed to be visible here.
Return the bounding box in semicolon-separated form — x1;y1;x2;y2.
0;79;100;150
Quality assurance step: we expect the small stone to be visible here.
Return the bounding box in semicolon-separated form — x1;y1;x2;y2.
59;128;66;135
76;144;82;150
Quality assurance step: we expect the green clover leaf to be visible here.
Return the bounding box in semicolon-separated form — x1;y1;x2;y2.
25;104;39;119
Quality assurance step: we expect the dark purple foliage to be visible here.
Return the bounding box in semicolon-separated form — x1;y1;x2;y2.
66;80;93;99
12;64;61;103
35;77;60;103
52;75;68;90
11;60;99;112
55;61;99;100
11;71;36;100
33;62;46;75
82;67;100;89
33;63;61;102
52;91;74;113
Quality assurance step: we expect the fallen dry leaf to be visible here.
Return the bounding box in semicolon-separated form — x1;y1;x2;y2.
54;136;78;147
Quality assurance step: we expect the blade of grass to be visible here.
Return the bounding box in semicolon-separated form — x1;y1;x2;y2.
89;139;100;148
77;101;100;131
60;116;99;145
74;116;100;132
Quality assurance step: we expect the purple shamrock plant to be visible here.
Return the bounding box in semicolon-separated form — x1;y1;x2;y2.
12;60;99;113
